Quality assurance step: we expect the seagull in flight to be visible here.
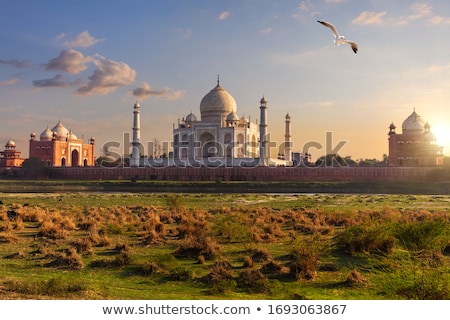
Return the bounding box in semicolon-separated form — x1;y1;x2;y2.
317;20;358;54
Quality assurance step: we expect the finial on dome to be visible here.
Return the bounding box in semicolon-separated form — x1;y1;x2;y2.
217;75;220;86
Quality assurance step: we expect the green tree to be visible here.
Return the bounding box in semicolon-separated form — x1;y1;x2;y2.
315;154;356;167
20;157;47;178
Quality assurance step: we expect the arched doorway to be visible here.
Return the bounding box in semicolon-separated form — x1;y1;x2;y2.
237;133;245;157
251;135;257;157
200;132;221;158
61;158;66;166
71;149;79;167
224;133;232;158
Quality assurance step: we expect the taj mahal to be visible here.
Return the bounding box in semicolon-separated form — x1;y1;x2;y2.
131;78;292;167
128;78;443;168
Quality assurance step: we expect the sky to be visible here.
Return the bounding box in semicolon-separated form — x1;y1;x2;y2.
1;0;450;162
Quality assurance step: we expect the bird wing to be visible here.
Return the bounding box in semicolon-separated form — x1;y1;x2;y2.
317;20;339;38
342;40;358;54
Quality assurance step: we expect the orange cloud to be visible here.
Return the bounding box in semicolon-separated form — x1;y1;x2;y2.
44;49;92;74
132;82;185;100
75;56;136;96
352;11;387;25
62;31;105;48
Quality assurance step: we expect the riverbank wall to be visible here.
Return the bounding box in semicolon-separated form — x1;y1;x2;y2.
52;166;441;182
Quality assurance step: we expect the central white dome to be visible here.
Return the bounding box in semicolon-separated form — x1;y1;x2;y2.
200;81;237;123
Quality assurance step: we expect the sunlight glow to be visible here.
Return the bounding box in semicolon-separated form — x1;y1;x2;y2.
432;124;450;148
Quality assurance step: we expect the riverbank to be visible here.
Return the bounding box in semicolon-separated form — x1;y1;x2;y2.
1;179;450;194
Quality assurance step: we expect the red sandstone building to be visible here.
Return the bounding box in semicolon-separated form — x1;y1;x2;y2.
29;121;95;167
388;110;444;166
0;140;25;168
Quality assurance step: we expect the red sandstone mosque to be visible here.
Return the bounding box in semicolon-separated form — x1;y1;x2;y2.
27;121;95;167
388;109;444;166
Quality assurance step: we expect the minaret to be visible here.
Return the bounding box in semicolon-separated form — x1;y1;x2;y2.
259;96;268;166
284;113;292;163
130;101;141;167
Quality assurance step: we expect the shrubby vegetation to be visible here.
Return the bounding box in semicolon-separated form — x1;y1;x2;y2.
0;192;449;299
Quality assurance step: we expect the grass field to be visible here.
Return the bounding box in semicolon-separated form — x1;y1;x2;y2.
0;191;449;300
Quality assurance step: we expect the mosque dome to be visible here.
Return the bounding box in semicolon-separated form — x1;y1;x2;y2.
51;121;70;141
40;127;53;141
423;122;436;141
226;112;239;122
68;130;78;140
5;140;15;147
423;130;436;141
402;110;425;134
185;112;198;123
200;80;237;123
239;115;249;123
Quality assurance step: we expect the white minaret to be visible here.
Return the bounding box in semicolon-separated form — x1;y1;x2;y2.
130;101;141;167
259;96;268;166
284;113;292;163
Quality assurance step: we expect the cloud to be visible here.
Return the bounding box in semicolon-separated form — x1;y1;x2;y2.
351;3;450;27
428;14;450;25
408;3;433;21
426;64;450;73
55;33;66;42
44;49;92;74
176;27;192;39
396;2;450;25
60;31;105;48
292;1;320;20
259;27;272;35
32;74;82;88
75;55;136;96
298;0;309;11
218;11;230;20
352;11;387;25
132;82;185;100
0;58;32;68
0;78;20;85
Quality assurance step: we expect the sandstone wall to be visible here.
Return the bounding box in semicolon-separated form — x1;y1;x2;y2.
54;166;436;182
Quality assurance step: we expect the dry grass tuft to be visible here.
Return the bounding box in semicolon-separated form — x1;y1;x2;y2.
205;260;234;284
237;269;271;294
174;235;219;260
46;247;84;270
250;248;272;263
345;269;368;287
0;233;19;243
260;260;288;275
